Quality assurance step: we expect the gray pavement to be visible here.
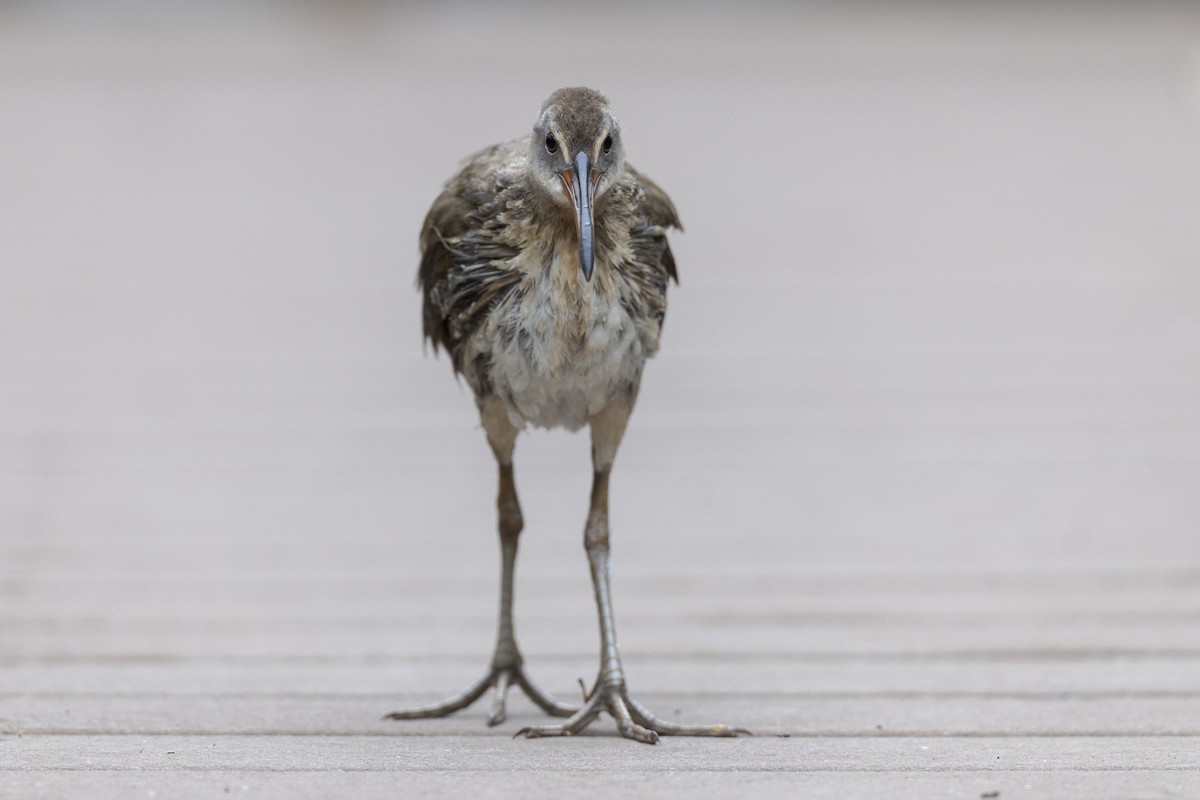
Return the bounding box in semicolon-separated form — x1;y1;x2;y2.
3;2;1200;797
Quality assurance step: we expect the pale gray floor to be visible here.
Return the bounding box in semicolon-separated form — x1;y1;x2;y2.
3;2;1200;798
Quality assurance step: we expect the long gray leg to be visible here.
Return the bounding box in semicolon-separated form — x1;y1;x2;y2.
385;398;575;725
517;398;745;743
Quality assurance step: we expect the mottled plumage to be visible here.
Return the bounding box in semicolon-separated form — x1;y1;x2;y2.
389;88;741;745
418;135;679;429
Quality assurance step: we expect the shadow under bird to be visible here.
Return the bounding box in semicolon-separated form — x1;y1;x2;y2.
386;87;744;744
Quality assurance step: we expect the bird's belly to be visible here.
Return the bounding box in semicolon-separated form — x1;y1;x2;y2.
475;290;648;432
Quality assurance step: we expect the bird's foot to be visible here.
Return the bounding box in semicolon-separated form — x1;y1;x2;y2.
384;662;575;727
515;682;748;745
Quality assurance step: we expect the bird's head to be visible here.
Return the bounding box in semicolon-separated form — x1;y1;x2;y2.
529;87;624;281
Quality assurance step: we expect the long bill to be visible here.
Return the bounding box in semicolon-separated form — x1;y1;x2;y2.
561;151;599;281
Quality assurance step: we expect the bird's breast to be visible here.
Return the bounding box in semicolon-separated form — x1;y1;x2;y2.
467;245;653;432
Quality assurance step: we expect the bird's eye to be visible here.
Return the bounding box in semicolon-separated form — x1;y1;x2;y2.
545;135;558;154
602;135;613;153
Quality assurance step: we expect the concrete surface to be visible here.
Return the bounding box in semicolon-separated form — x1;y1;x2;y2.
3;2;1200;798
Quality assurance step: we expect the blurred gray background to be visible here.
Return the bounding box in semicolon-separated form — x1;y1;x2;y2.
5;0;1200;581
3;0;1200;673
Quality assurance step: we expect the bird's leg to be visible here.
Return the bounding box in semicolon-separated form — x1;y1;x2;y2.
486;460;576;723
516;400;745;744
385;399;575;726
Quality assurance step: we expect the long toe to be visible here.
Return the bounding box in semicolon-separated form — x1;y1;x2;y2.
386;663;575;726
384;672;492;720
515;666;578;718
486;670;511;726
515;697;602;739
608;694;658;744
623;693;748;738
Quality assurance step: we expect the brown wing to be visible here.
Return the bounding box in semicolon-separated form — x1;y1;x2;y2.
416;141;525;371
416;194;469;356
626;164;682;284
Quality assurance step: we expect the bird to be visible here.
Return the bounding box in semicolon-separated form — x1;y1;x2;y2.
385;87;742;744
